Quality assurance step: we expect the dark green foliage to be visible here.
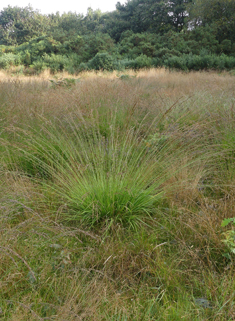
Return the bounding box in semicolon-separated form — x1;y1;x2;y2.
88;52;116;71
164;53;235;71
118;32;159;59
16;36;61;62
115;0;190;34
78;62;90;72
125;54;153;69
155;48;182;59
190;0;235;43
0;5;50;45
81;33;116;62
42;54;69;73
0;0;234;72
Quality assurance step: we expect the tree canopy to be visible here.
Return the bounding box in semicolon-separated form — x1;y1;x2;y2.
0;0;234;72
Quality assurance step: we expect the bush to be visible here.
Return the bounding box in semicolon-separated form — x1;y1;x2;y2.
0;53;21;69
42;54;70;73
78;62;90;72
88;52;115;71
155;48;181;59
152;57;162;67
124;54;152;70
164;54;235;71
164;56;188;71
31;60;47;72
112;60;126;71
133;54;152;69
118;58;135;70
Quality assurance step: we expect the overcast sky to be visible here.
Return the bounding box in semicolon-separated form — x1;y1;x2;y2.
0;0;127;16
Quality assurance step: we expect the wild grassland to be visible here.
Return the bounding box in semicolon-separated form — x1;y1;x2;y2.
0;68;235;320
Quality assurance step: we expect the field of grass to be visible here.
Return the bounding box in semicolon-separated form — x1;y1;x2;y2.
0;68;235;320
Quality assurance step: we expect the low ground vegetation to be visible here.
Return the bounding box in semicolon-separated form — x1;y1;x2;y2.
0;69;235;320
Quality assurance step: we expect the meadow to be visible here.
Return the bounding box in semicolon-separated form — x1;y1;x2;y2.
0;68;235;320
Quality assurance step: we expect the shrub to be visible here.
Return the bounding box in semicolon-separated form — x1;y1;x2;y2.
155;48;181;59
152;57;161;67
88;52;115;71
118;58;136;70
22;50;31;65
78;62;90;72
112;60;126;71
42;54;70;73
164;56;188;71
164;54;235;71
31;54;74;73
0;53;21;69
133;54;152;69
31;60;47;72
124;54;152;70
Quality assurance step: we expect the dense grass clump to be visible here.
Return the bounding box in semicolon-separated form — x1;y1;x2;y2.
7;98;194;229
0;69;235;320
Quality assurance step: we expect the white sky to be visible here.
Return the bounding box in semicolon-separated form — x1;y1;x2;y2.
0;0;127;16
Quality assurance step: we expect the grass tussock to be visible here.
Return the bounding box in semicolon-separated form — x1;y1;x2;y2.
0;69;235;320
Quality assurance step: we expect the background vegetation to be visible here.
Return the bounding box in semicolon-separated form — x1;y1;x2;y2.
0;0;235;74
0;69;235;319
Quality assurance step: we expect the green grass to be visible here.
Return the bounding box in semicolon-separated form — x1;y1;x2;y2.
7;97;202;230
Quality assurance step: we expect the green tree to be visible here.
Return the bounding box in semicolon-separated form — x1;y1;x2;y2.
83;8;103;32
118;31;159;59
190;0;235;42
58;12;84;32
0;5;50;45
115;0;191;34
167;0;192;32
97;10;130;42
82;33;116;61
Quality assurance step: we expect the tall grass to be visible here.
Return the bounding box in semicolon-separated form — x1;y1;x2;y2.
0;69;235;320
7;97;201;230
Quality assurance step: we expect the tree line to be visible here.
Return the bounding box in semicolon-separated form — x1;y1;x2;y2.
0;0;235;73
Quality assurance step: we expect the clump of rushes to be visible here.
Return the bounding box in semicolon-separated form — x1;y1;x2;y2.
9;109;197;230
